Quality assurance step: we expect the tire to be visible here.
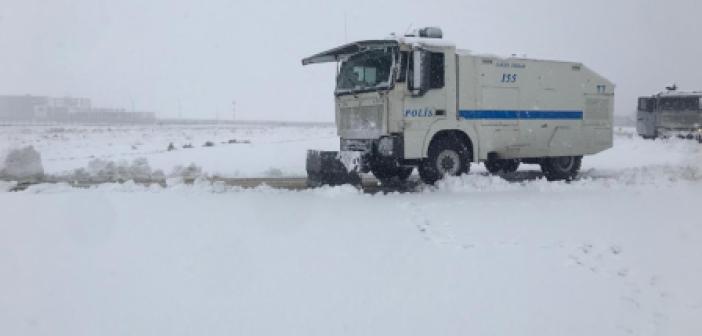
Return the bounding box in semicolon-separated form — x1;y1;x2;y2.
485;159;520;174
540;156;582;181
370;165;396;180
397;167;413;180
371;162;413;185
370;159;414;184
419;137;470;185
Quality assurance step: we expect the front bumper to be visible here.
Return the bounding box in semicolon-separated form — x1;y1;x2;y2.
305;150;361;186
305;136;408;186
340;135;404;158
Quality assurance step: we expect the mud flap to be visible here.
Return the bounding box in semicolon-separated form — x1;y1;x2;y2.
306;150;361;187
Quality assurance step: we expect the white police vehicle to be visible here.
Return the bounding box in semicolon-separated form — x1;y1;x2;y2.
303;27;614;185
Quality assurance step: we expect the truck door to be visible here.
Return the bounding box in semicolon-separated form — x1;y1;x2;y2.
637;97;657;138
402;49;455;159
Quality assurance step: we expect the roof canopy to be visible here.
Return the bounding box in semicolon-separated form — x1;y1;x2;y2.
301;40;397;65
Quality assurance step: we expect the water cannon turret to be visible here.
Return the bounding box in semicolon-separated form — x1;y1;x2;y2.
405;27;443;39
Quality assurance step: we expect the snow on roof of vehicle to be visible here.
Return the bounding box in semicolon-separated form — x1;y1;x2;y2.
462;49;582;65
656;90;702;97
395;36;456;49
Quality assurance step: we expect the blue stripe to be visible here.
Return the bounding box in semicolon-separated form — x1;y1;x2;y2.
459;110;583;120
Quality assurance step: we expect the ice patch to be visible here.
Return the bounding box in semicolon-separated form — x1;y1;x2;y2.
0;146;44;181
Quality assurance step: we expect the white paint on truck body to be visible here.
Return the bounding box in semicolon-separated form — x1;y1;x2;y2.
304;34;614;163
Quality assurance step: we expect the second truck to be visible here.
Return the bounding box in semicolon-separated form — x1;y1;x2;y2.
303;27;614;185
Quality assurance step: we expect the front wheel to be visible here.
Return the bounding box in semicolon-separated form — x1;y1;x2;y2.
540;156;582;181
419;138;470;185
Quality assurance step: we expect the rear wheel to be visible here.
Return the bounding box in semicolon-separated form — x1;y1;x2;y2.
540;156;582;181
419;137;470;185
485;159;520;174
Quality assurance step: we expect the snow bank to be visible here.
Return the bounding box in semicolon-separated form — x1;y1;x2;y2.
0;146;44;180
168;163;205;179
68;158;165;181
0;181;17;192
64;157;212;182
432;165;702;195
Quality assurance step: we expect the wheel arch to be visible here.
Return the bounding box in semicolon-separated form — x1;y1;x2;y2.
423;128;477;162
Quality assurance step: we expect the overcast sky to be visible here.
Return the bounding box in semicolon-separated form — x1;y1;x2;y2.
1;0;700;121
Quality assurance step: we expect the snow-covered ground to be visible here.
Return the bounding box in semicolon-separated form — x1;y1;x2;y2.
0;123;338;177
1;124;702;335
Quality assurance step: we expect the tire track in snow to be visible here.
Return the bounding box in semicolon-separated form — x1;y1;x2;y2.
566;243;671;334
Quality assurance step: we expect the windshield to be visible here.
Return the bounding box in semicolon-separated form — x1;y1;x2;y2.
336;48;395;94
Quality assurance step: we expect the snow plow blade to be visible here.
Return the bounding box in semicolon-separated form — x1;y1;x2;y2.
306;150;361;187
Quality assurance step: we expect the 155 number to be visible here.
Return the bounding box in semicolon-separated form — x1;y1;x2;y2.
501;73;518;83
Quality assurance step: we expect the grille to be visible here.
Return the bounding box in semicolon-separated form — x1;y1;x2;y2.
340;139;373;152
339;105;383;131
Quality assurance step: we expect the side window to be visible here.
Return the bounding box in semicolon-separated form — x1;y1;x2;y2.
397;51;409;83
407;52;416;89
699;97;702;110
407;50;444;91
429;52;445;89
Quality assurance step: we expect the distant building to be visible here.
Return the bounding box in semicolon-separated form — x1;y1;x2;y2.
71;108;156;123
0;95;155;123
0;95;49;121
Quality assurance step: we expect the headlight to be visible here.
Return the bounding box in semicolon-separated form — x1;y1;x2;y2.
378;137;395;156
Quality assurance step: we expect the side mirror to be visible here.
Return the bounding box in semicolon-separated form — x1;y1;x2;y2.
410;49;430;96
